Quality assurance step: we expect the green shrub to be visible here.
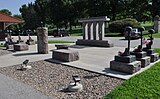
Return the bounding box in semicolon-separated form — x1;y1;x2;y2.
109;18;140;34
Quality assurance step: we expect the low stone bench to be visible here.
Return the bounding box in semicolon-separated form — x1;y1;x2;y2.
14;44;29;51
52;49;79;62
55;44;69;49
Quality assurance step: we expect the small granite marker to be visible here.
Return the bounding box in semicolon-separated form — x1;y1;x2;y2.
130;26;151;67
142;29;159;62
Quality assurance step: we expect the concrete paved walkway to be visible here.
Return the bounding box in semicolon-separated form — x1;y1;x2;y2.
1;44;159;80
0;74;52;99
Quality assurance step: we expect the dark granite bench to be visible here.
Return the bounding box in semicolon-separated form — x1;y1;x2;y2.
52;49;79;62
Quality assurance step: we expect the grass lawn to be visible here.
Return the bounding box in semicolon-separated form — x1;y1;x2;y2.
104;48;160;99
144;33;160;38
0;44;4;48
154;48;160;54
48;40;74;44
70;32;82;36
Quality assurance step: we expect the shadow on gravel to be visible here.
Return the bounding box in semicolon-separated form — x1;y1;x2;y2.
13;52;38;56
102;68;128;76
45;58;63;64
83;74;101;79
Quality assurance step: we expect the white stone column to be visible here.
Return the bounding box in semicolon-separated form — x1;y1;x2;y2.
90;23;93;40
96;22;99;40
99;22;105;40
83;23;88;40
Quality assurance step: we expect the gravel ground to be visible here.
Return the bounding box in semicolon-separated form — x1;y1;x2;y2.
0;48;12;56
0;60;124;99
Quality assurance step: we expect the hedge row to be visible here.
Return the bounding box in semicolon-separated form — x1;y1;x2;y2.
108;18;140;33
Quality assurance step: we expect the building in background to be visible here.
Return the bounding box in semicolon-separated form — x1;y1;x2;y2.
0;12;24;40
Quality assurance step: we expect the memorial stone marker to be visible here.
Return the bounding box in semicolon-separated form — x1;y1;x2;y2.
37;27;48;54
110;26;141;74
154;15;160;33
130;26;150;67
143;29;159;62
76;16;113;47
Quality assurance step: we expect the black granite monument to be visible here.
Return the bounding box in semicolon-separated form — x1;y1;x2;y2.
110;26;141;74
130;26;150;67
142;29;159;62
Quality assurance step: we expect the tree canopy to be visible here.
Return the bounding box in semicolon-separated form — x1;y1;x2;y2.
15;0;160;30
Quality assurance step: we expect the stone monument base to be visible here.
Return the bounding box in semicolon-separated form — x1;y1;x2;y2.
143;48;154;55
115;55;136;63
76;39;113;47
136;56;150;67
150;53;159;62
130;51;147;58
110;60;141;74
52;49;79;62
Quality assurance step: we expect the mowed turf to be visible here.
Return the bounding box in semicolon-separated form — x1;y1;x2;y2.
104;49;160;99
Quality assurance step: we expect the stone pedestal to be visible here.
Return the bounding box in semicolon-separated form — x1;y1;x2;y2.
130;51;150;67
143;48;154;55
114;55;136;63
52;49;79;62
37;27;48;54
110;60;141;74
110;55;141;74
143;48;159;62
150;53;159;62
137;57;150;67
130;51;147;58
76;39;113;47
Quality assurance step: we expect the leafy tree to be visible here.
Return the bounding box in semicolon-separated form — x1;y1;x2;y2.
20;3;41;30
34;0;48;26
0;9;12;15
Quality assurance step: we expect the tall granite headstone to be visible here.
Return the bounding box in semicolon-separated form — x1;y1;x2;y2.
37;27;48;54
154;15;160;33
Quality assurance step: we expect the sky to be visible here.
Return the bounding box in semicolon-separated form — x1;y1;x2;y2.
0;0;35;15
